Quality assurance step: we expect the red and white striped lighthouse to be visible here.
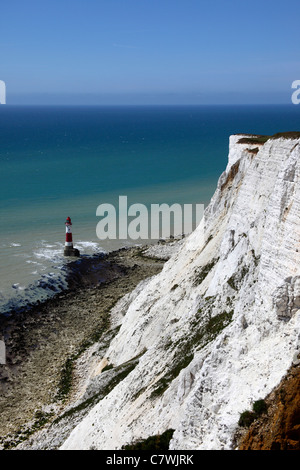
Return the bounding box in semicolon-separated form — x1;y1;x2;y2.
64;217;80;257
65;216;73;248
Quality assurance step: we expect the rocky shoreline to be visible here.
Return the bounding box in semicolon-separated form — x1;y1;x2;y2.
0;239;181;448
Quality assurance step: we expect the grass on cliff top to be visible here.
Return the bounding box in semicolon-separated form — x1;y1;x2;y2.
237;131;300;145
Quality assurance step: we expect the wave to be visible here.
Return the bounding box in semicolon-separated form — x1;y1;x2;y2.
0;272;69;316
0;240;106;316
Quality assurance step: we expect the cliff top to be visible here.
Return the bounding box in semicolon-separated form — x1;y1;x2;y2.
237;131;300;145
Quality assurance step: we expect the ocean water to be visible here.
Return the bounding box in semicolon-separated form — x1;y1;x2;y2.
1;104;300;314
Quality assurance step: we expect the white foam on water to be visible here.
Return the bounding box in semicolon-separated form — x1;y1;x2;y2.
0;238;105;315
26;260;43;266
75;240;105;254
33;249;64;262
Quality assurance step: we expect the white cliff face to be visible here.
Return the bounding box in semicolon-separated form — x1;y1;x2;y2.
61;135;300;450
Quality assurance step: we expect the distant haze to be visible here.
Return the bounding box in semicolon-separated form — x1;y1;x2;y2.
1;0;299;106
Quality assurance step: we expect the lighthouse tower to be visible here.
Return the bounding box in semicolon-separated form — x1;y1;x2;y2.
64;217;80;257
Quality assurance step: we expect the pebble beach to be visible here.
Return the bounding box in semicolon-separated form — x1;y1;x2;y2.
0;240;181;448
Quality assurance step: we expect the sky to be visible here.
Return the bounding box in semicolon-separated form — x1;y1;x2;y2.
0;0;299;105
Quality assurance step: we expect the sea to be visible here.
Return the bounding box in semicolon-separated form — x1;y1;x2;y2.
1;104;300;315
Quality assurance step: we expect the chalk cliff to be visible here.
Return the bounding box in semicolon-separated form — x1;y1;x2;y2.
60;133;300;450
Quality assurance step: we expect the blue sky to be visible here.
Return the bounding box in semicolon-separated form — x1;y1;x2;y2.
1;0;299;104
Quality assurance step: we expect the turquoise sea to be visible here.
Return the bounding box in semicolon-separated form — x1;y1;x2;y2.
1;104;300;314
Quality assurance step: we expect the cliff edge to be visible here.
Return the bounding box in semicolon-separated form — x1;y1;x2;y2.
61;133;300;450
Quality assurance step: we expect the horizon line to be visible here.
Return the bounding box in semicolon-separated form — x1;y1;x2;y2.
1;103;295;107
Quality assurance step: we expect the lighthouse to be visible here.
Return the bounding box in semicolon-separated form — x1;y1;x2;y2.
64;217;80;257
